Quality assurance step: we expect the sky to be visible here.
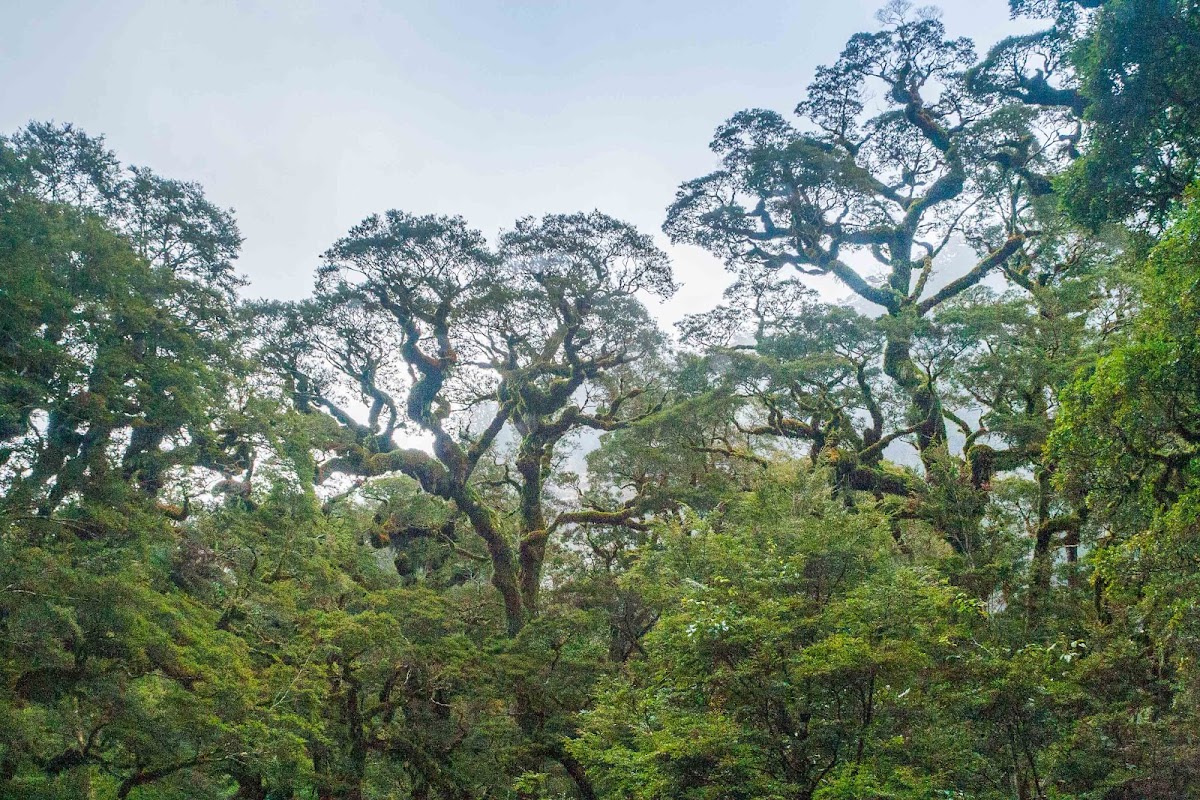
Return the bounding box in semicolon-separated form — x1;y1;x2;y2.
2;0;1036;324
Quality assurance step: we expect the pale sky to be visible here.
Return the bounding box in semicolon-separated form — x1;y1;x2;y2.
3;0;1035;323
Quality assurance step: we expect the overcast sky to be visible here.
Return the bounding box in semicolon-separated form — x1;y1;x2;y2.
3;0;1035;323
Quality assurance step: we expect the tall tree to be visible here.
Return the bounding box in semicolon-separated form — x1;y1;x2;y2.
0;122;247;520
664;2;1061;548
261;210;674;637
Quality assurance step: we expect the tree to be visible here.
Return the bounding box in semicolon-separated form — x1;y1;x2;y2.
675;270;918;505
0;124;276;800
976;0;1200;229
665;2;1065;553
262;210;674;637
249;210;675;798
0;122;248;521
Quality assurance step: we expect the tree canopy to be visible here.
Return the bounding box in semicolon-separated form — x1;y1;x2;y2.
4;1;1200;798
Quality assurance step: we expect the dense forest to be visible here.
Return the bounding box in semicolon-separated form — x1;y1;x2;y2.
3;0;1200;797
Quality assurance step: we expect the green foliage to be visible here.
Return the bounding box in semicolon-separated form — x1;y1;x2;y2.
1060;0;1200;228
0;124;244;520
998;0;1200;228
572;468;968;800
5;1;1200;795
1049;189;1200;794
